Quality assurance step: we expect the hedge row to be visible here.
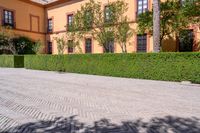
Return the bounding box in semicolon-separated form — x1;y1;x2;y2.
24;53;200;83
0;55;24;68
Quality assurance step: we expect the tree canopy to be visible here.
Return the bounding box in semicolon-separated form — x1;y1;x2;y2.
138;0;200;48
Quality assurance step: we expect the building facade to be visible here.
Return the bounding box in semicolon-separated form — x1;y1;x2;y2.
0;0;199;54
0;0;46;48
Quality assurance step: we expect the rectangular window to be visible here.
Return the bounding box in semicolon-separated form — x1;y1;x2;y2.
47;18;53;33
85;38;92;53
84;10;93;28
68;40;73;53
67;14;73;31
137;0;148;15
180;0;185;5
47;42;52;54
180;0;194;6
179;30;193;52
3;10;14;28
104;6;111;22
104;40;114;53
137;35;147;52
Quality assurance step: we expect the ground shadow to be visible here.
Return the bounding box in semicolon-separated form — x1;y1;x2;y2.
2;115;200;133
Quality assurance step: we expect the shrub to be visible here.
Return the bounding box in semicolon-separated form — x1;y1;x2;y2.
0;55;24;68
12;36;36;55
24;53;200;83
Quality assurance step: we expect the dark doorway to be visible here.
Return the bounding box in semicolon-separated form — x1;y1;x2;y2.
47;42;52;54
179;30;194;52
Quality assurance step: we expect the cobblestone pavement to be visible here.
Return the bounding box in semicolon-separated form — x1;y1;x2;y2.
0;68;200;133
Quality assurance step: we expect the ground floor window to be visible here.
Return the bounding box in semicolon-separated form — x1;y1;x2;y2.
85;38;92;53
68;40;74;53
179;30;193;52
47;42;52;54
104;40;114;53
137;34;147;52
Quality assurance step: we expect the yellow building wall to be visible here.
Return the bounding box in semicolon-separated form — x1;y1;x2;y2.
46;0;155;54
0;0;199;54
46;0;200;54
0;0;46;51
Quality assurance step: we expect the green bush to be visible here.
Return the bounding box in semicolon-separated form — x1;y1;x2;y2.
24;53;200;83
0;55;24;68
12;36;36;55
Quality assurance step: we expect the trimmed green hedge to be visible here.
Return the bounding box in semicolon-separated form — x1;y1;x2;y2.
24;53;200;83
0;55;24;68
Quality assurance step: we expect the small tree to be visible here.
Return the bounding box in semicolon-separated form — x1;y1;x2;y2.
69;0;132;53
116;17;134;53
54;36;67;55
33;40;42;54
0;26;16;54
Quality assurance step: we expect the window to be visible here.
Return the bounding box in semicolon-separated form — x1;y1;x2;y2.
85;38;92;53
47;42;52;54
84;10;93;28
137;0;148;15
47;18;53;33
137;35;147;52
180;0;186;5
68;40;74;53
179;30;193;52
104;6;112;22
67;14;73;31
180;0;194;6
3;10;14;28
104;40;114;53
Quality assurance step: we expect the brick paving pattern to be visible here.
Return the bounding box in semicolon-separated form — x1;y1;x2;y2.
0;68;200;133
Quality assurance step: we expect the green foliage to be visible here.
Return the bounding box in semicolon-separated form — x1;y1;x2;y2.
0;26;16;54
69;0;133;53
0;55;14;67
24;53;200;83
12;36;36;55
96;30;115;48
13;55;24;68
54;36;67;55
0;55;24;68
116;17;134;53
0;26;39;55
137;0;200;47
32;40;42;54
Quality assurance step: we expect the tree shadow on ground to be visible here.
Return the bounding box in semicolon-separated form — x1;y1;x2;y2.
3;115;200;133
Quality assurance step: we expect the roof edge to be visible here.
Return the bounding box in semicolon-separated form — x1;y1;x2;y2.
18;0;45;7
44;0;72;8
18;0;73;8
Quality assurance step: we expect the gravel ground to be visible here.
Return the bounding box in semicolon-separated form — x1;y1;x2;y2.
0;68;200;133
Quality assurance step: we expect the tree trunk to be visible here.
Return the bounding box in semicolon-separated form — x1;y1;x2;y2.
153;0;161;52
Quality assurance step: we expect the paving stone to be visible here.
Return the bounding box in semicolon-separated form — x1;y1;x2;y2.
0;68;200;132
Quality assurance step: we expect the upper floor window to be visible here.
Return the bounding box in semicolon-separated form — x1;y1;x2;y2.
180;0;194;6
137;0;148;15
104;6;112;22
3;10;14;28
47;18;53;33
84;10;93;28
85;38;92;53
137;34;147;52
67;14;73;31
